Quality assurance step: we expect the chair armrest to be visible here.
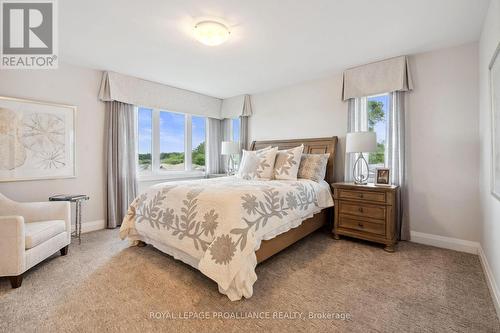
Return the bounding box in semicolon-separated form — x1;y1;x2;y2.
0;216;25;276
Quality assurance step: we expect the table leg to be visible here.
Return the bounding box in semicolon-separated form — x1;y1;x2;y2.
77;201;82;244
74;201;78;242
72;202;76;239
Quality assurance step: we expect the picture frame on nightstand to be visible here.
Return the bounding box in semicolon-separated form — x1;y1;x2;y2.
375;168;391;186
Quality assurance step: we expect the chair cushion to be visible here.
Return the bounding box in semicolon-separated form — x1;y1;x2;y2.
25;220;66;250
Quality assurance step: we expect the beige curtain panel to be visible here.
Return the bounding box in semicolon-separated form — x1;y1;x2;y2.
98;71;222;118
242;95;252;117
240;115;249;150
105;101;137;228
342;56;413;100
206;118;223;174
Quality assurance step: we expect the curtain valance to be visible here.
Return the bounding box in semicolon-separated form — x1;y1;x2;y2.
341;56;413;100
98;71;223;118
220;94;253;118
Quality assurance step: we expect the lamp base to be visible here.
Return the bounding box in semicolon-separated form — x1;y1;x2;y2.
226;155;236;176
352;153;370;185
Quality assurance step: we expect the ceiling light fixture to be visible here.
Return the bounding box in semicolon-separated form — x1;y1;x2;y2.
193;20;230;46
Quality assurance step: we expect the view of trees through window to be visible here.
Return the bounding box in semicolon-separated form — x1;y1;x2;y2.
366;94;388;171
159;111;185;171
137;107;206;174
192;116;206;171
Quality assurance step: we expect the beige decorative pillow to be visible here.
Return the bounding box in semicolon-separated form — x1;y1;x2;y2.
297;153;330;182
237;147;278;180
273;145;304;180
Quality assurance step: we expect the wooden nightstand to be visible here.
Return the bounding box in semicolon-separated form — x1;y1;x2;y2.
332;182;399;252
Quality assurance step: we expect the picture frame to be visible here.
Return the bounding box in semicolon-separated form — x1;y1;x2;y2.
375;168;391;186
0;96;76;182
490;42;500;201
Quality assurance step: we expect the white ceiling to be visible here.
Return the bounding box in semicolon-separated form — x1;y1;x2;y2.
60;0;490;98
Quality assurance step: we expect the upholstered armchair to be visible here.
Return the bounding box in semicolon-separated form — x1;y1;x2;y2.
0;193;71;288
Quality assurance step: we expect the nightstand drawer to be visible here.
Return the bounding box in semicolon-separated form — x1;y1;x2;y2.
338;215;386;236
338;189;386;203
338;202;386;220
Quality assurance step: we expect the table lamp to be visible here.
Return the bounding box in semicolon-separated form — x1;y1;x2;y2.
346;132;377;185
221;141;240;175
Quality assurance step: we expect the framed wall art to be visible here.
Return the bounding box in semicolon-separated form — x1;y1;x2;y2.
490;42;500;201
0;96;76;182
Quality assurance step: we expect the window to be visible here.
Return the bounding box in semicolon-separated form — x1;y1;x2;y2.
366;94;388;172
136;107;206;177
230;117;241;165
159;111;185;171
232;117;240;142
137;107;152;172
191;116;206;171
351;93;389;179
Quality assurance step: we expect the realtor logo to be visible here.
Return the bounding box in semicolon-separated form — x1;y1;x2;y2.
1;0;58;69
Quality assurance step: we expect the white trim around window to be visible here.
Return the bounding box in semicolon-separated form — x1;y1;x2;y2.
136;106;207;181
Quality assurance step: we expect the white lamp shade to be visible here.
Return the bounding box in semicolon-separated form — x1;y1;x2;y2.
346;132;377;153
221;141;240;155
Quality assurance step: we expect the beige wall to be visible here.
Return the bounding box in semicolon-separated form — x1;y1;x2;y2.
407;43;480;240
0;63;106;225
479;0;500;309
250;42;481;242
249;74;348;182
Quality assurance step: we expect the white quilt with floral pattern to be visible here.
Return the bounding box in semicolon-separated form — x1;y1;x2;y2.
119;176;333;301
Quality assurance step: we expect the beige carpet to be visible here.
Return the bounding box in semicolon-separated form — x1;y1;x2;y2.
1;229;499;333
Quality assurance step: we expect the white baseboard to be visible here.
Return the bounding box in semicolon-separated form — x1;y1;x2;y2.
478;247;500;319
71;219;106;234
410;230;499;319
410;231;480;254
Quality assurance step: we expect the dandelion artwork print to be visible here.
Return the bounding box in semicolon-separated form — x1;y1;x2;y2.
0;96;76;182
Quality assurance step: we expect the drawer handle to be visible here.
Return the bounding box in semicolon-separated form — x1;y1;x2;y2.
359;194;364;198
358;222;364;228
358;207;364;213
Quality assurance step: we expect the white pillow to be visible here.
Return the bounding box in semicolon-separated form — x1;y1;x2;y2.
273;145;304;180
237;147;278;180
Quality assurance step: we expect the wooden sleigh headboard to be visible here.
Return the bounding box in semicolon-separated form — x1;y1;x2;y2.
250;137;339;184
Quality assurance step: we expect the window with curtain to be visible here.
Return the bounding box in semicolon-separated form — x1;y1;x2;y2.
342;55;411;241
136;106;207;178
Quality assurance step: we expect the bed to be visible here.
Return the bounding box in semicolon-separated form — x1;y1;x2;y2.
119;137;338;300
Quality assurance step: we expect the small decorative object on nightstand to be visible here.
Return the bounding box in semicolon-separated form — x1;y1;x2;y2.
332;182;399;252
375;168;391;186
